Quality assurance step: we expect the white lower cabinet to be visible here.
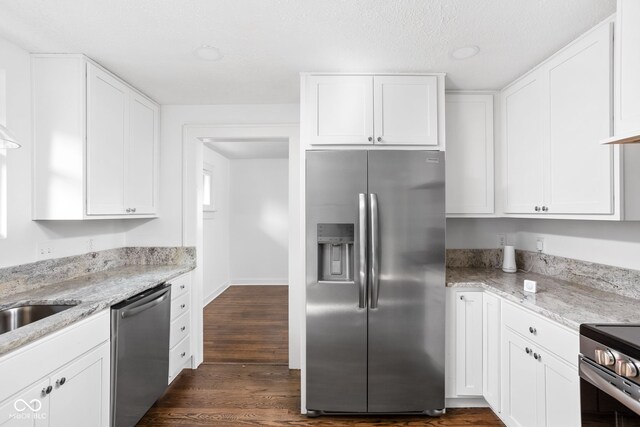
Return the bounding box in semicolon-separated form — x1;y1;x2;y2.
455;291;484;396
482;292;501;413
502;328;580;427
168;273;193;384
449;290;580;426
0;311;110;427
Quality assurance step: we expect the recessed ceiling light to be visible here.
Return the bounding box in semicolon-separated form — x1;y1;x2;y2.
451;45;480;60
194;45;223;62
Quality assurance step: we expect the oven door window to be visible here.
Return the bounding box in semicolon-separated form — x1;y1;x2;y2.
581;379;640;426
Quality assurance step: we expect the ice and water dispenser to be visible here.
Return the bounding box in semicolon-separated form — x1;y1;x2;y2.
317;223;354;283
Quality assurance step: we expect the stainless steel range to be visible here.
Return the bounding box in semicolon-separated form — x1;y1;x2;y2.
580;324;640;426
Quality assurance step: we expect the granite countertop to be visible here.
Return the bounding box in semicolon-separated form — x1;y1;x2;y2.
0;264;194;356
448;267;640;331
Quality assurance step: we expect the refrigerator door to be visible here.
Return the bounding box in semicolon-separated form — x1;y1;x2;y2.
306;150;368;412
367;150;446;413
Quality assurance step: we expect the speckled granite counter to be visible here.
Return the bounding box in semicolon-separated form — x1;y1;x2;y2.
447;268;640;331
0;249;195;357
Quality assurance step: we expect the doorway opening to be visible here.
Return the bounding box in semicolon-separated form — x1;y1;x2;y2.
200;136;289;365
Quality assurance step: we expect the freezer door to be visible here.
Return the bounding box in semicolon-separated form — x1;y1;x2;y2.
306;150;369;412
367;150;446;413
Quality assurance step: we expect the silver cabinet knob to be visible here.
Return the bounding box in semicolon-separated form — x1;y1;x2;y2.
180;352;186;358
180;326;186;332
377;137;382;142
535;206;541;212
534;353;541;361
615;359;638;378
459;295;464;300
368;136;373;142
595;348;615;366
132;208;137;213
542;206;549;212
525;347;531;355
125;208;131;213
180;304;186;309
529;326;537;334
180;284;185;290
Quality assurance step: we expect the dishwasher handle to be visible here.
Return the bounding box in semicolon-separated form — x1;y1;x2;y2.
120;288;171;319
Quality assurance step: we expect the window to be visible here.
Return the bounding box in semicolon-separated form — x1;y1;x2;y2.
203;164;216;212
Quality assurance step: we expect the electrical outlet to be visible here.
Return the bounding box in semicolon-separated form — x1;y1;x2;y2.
497;234;506;248
536;237;544;253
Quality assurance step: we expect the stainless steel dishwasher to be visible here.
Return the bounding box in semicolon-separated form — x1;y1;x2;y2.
111;283;171;427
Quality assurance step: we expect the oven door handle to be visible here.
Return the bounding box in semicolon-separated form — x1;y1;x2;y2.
580;357;640;416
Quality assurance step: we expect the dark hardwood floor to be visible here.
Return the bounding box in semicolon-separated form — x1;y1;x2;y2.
204;285;289;365
138;285;504;426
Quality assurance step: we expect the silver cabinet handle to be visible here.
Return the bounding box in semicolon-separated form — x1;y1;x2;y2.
369;193;380;309
358;193;368;309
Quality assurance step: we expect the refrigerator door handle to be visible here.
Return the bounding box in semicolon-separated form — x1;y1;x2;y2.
369;193;380;309
358;193;368;309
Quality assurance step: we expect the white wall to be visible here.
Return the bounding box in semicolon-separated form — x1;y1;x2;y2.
126;104;299;247
447;218;640;271
0;36;130;268
230;158;288;284
202;146;230;303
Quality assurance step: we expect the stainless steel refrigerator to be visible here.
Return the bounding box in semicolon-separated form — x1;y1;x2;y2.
306;150;446;416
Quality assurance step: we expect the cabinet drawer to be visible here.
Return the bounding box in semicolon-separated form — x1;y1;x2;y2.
171;292;190;321
503;301;578;365
170;310;190;349
169;336;191;380
170;274;190;300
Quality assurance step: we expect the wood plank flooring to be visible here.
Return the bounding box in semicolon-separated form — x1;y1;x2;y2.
138;285;504;426
204;285;289;365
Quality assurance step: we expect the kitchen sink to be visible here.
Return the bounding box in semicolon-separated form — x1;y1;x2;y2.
0;304;76;335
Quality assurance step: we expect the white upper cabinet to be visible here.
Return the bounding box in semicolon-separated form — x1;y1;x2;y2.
308;75;373;145
545;22;613;214
126;92;158;215
446;93;494;215
615;0;640;137
33;55;159;220
306;74;443;147
86;64;128;215
502;73;545;214
373;76;439;145
501;17;617;218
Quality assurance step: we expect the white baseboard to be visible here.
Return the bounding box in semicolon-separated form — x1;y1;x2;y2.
230;279;288;285
445;397;490;408
203;281;230;307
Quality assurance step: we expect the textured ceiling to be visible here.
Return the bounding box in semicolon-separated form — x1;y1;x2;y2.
0;0;616;105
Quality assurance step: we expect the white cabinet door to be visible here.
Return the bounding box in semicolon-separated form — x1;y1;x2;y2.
455;291;483;396
502;73;545;214
616;0;640;136
308;75;373;145
48;343;110;427
373;75;439;145
0;380;50;427
86;63;127;215
482;292;501;413
537;350;580;427
446;94;494;214
126;92;158;215
502;329;540;427
545;22;613;214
